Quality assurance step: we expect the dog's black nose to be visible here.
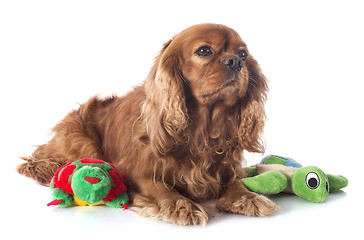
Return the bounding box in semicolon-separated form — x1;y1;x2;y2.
222;56;243;72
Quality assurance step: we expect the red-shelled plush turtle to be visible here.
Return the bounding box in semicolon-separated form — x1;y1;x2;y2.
47;158;129;209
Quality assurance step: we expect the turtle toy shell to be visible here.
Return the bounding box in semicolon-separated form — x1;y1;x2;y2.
47;158;129;209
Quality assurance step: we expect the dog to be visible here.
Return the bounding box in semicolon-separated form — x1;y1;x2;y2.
17;23;277;225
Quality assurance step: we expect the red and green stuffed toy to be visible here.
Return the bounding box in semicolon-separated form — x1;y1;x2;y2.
47;158;129;209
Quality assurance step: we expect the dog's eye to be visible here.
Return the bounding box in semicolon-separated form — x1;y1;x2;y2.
237;50;248;60
195;46;214;58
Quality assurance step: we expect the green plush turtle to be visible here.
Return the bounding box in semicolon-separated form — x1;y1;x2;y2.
242;155;348;203
47;158;129;209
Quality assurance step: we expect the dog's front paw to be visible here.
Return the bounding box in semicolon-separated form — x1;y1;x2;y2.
159;199;208;225
135;195;208;225
217;192;278;216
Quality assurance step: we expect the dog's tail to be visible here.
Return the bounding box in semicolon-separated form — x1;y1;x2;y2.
17;155;62;186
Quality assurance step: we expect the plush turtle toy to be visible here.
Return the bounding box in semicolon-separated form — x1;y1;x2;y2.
47;158;129;209
242;155;348;203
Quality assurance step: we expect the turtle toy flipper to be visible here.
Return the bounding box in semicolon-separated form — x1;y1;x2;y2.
104;192;129;209
242;155;348;203
47;179;73;207
47;159;129;209
326;174;349;192
242;171;288;195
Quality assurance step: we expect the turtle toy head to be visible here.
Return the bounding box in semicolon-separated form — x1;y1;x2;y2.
291;166;329;203
71;165;112;205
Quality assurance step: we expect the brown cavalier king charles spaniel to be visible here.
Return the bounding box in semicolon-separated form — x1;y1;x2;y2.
18;23;278;225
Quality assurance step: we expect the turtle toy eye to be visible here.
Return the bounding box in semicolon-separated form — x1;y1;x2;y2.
325;176;329;192
306;172;320;189
195;46;214;58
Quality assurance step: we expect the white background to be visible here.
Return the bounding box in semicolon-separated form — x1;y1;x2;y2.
1;0;363;239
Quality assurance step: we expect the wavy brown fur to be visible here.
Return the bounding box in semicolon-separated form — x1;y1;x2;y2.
17;24;277;225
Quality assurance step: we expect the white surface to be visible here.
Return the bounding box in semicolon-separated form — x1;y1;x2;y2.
1;0;363;239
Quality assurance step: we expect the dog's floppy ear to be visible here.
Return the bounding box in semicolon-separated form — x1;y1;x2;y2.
238;56;268;153
245;56;268;102
142;39;189;156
